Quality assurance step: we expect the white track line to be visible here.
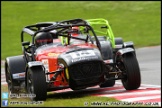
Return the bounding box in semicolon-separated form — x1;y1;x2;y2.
96;90;161;97
116;81;161;88
121;95;161;102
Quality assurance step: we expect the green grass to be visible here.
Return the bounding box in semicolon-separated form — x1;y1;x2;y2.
1;1;161;59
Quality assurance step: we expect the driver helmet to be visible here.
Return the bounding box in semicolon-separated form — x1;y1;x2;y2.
35;32;53;47
71;26;80;37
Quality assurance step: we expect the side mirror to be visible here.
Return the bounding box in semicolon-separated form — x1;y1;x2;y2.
101;26;108;29
22;41;30;46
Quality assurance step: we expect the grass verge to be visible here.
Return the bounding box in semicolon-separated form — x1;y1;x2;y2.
1;1;161;59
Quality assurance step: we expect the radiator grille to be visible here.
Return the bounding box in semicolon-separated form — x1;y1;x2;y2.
69;61;103;80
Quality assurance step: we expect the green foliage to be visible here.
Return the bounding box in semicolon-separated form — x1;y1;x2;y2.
1;1;161;59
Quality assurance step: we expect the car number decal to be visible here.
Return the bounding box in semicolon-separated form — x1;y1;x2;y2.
69;50;96;59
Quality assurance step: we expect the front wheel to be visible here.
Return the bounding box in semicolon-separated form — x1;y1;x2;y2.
117;53;141;90
5;63;19;97
26;66;47;101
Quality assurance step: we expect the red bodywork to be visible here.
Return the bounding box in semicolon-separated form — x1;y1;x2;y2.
35;39;97;87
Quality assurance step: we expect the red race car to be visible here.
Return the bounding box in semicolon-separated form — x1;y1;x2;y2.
5;18;141;101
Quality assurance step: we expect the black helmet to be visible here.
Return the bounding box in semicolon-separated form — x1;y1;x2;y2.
35;32;53;47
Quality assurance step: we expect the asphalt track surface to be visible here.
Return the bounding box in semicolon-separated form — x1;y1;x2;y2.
1;45;161;106
135;45;161;85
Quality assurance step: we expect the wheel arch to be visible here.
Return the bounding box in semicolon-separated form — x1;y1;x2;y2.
5;55;26;82
25;61;45;87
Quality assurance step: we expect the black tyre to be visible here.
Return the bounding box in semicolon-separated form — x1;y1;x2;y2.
5;63;19;97
100;80;115;88
115;37;123;45
117;53;141;90
115;37;123;50
100;40;113;60
26;66;47;101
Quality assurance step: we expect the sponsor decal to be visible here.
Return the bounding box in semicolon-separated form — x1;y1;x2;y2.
41;59;50;81
12;72;25;79
47;53;60;57
71;56;98;63
36;39;53;43
42;59;49;71
70;50;96;59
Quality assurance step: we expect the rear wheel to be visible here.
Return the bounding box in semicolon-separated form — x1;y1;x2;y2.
115;37;123;49
117;53;141;90
26;66;47;101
